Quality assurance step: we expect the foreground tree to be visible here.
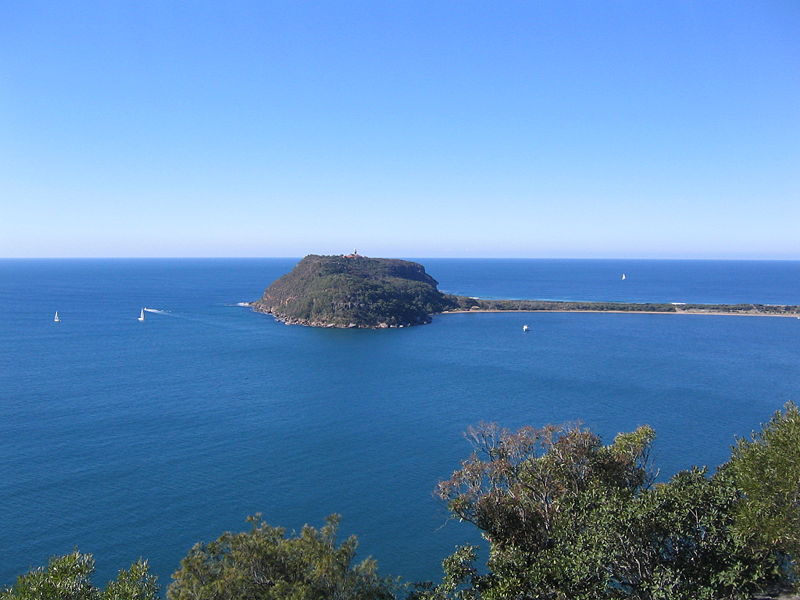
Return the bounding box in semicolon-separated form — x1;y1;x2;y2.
429;420;789;600
614;468;781;599
0;552;157;600
168;514;397;600
727;402;800;588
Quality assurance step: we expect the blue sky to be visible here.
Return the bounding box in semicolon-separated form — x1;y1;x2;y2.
1;1;798;258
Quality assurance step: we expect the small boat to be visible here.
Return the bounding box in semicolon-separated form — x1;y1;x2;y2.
138;308;145;322
54;311;60;323
621;273;627;280
522;324;530;332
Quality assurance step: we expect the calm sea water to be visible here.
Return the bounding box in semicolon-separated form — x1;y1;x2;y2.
1;259;799;590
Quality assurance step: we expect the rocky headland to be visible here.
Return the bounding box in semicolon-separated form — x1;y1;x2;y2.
251;253;456;328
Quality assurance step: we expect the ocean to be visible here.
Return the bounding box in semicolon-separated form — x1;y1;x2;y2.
1;258;799;590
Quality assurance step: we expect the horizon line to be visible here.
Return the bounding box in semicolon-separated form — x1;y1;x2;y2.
1;256;799;261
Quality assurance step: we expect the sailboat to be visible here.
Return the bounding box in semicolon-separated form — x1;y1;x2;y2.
621;273;627;280
54;311;60;323
522;324;530;332
138;308;145;322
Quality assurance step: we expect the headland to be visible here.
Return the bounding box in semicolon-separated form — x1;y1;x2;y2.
252;255;800;328
251;253;454;328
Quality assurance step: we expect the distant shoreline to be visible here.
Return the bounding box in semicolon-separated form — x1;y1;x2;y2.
443;295;800;319
440;308;800;318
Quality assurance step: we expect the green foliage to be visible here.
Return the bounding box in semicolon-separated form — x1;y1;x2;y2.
167;514;397;600
0;552;97;600
102;562;159;600
615;469;781;600
0;552;158;600
433;421;787;600
433;422;656;599
437;422;655;548
407;546;480;600
727;402;800;583
254;255;457;327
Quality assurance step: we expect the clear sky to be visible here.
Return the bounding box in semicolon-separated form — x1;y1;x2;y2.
1;1;798;258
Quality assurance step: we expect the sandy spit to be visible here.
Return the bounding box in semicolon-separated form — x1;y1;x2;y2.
439;309;800;318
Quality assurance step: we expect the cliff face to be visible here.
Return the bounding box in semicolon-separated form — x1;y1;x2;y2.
252;254;456;328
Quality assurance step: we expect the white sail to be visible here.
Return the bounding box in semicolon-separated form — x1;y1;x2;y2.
54;311;60;322
522;324;529;332
138;308;145;322
621;273;626;280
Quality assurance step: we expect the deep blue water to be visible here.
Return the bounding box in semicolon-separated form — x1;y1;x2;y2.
1;258;799;591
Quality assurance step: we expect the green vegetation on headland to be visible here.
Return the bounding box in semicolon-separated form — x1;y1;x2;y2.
5;403;799;600
251;255;800;329
252;254;455;328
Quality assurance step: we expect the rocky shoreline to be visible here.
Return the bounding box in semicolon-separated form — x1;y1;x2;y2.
249;302;428;328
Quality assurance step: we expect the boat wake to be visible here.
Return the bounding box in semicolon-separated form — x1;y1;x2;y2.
224;302;252;307
143;308;169;314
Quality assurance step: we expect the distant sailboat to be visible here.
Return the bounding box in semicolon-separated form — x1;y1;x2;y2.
522;324;530;332
138;308;145;322
621;273;627;280
54;311;60;323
